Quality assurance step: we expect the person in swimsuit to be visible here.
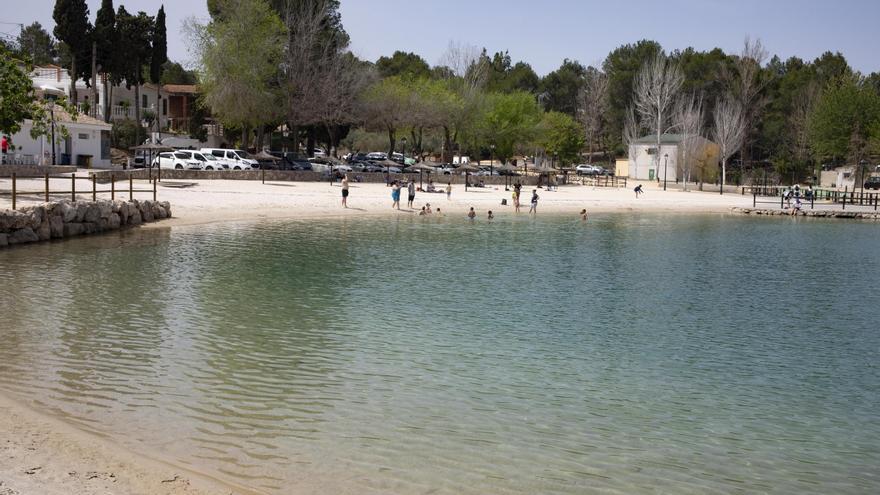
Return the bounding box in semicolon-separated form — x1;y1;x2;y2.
487;210;494;220
391;181;401;209
341;175;350;208
467;207;476;220
580;209;588;222
529;190;539;214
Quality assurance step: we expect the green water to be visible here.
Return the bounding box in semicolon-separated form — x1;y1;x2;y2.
1;214;879;494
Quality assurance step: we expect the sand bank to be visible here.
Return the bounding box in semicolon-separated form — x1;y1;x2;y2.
0;390;261;495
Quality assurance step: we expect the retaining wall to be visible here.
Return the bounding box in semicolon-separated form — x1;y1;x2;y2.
731;207;880;220
0;165;78;177
0;199;171;248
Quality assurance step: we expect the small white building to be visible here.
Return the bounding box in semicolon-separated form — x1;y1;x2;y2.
628;134;720;182
9;106;112;168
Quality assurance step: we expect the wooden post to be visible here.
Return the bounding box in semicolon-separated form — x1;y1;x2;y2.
262;167;265;184
753;191;757;208
11;173;16;210
45;173;49;202
92;174;97;201
153;175;157;201
842;187;847;210
129;175;133;200
111;174;115;200
71;174;76;201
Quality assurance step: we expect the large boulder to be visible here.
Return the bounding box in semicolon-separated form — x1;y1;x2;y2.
49;215;64;238
82;222;97;234
97;200;113;219
107;213;121;229
129;210;142;225
159;201;172;218
8;228;39;245
36;220;51;241
74;202;88;222
83;204;101;223
0;233;7;247
60;201;78;222
63;222;85;237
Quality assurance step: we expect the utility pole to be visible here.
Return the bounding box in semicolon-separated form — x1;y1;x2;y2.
91;42;97;118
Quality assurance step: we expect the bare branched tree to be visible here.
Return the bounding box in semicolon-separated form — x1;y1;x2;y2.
789;82;819;166
436;41;488;162
633;53;684;181
577;69;609;163
712;94;747;189
675;93;704;191
623;105;642;167
725;37;771;167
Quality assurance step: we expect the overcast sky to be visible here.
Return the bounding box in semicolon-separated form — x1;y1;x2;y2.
5;0;879;75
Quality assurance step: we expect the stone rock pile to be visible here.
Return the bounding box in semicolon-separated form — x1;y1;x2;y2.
0;199;172;247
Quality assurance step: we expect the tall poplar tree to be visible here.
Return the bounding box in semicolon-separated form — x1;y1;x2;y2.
93;0;117;122
53;0;91;102
150;5;168;133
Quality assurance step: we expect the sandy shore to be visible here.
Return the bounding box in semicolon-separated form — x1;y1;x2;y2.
1;176;759;229
0;177;782;495
0;391;262;495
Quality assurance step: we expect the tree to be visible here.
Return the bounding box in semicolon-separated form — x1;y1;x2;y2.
93;0;117;122
483;50;539;94
537;111;585;166
480;91;542;164
360;76;410;158
725;37;772;166
16;22;57;65
53;0;92;101
539;59;587;116
376;51;430;80
150;5;168;133
712;95;746;188
674;93;705;190
160;62;197;85
116;8;153;142
577;67;609;162
603;40;662;152
436;41;488;162
809;76;880;169
194;0;286;149
632;53;684;180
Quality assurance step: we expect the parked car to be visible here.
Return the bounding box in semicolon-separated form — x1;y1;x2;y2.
200;148;257;170
175;150;228;171
576;164;601;176
865;176;880;190
366;152;387;160
151;151;202;170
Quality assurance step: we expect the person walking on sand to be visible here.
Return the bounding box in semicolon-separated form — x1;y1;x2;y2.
580;209;588;222
467;207;476;220
407;180;416;208
529;189;539;214
391;181;401;209
341;174;350;208
446;182;452;200
634;184;644;198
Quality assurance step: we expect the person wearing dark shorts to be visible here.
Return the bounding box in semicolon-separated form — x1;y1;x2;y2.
341;175;350;207
407;180;416;208
634;184;643;197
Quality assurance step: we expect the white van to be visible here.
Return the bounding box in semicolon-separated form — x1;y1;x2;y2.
175;150;229;171
200;148;257;170
151;151;202;170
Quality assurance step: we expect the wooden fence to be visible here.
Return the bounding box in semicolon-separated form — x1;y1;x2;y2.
1;173;157;210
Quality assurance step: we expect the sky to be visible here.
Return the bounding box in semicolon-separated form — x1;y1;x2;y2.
5;0;880;75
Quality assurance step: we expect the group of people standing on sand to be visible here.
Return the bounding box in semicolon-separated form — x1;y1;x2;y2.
340;174;588;221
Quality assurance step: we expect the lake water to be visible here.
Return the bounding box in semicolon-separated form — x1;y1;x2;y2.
1;214;879;494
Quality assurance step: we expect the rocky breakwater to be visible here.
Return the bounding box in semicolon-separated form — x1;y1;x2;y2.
0;199;172;248
731;207;880;220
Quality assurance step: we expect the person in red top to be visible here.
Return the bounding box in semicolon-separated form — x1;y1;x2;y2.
1;136;9;162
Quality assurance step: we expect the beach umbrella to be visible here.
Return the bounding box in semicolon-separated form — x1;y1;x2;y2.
496;162;519;190
408;162;437;188
456;162;480;191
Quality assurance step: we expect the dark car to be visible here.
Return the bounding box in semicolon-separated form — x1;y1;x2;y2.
865;176;880;190
269;151;313;171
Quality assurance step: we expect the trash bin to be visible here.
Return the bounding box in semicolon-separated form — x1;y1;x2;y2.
60;153;71;165
76;154;93;169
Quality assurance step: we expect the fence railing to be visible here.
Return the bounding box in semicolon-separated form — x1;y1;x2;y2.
577;175;628;188
1;173;157;210
749;189;880;211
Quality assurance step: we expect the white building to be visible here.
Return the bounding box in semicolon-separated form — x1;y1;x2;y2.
628;134;720;183
8;105;112;168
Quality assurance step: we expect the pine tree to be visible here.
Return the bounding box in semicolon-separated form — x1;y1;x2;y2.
52;0;91;102
93;0;117;121
150;5;168;134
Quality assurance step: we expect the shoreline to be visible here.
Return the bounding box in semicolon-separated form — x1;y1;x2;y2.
0;388;263;495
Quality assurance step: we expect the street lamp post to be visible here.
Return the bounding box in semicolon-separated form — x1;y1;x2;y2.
490;144;495;176
860;159;868;204
50;103;57;165
663;153;668;191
